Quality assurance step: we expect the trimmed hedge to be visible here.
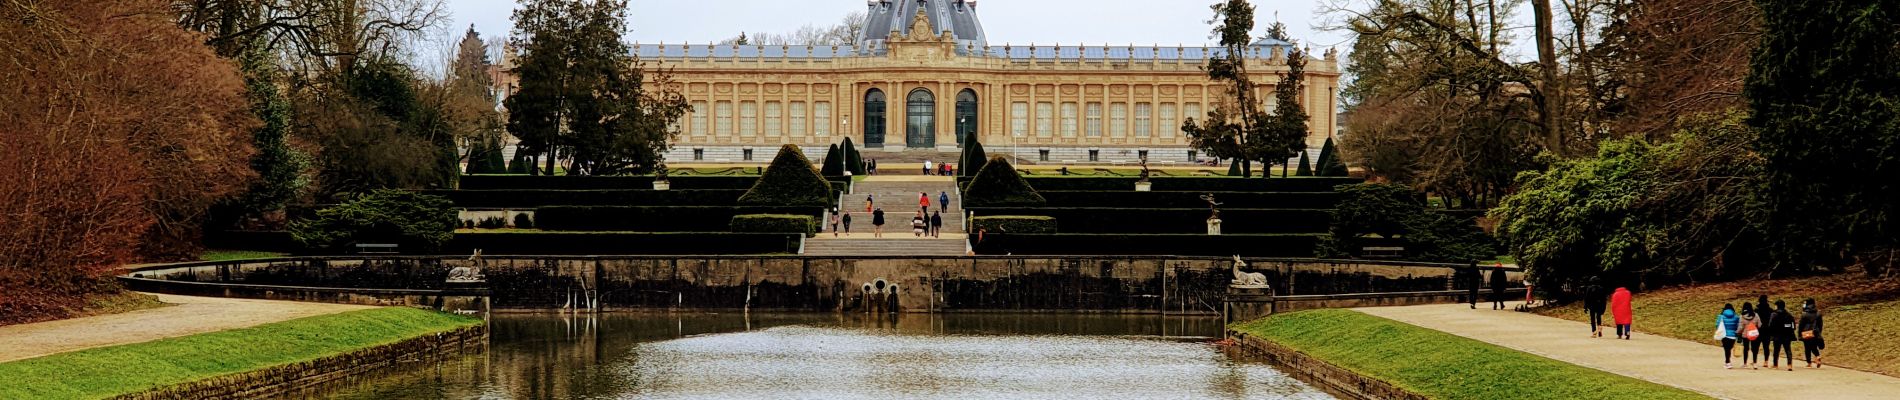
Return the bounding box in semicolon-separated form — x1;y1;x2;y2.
419;189;745;207
731;214;818;237
963;155;1047;207
965;207;1333;234
979;176;1363;192
534;206;822;232
739;145;833;207
1036;191;1343;209
447;232;800;255
461;175;850;192
970;233;1324;256
970;215;1057;234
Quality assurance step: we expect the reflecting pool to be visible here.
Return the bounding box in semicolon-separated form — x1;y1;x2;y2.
288;313;1334;399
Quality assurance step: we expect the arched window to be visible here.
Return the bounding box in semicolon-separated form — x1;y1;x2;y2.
863;89;886;147
955;89;978;147
906;88;935;148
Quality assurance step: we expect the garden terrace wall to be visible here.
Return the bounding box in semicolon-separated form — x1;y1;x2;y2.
448;232;802;255
958;176;1363;192
121;256;1512;313
964;207;1333;234
460;175;850;192
421;189;747;208
534;206;823;232
1037;191;1344;209
972;233;1331;257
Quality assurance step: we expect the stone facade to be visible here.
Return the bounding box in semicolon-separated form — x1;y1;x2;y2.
503;0;1341;165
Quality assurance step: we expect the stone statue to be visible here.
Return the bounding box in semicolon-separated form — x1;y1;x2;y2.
447;249;486;283
1230;255;1268;288
1137;155;1152;182
1200;193;1222;220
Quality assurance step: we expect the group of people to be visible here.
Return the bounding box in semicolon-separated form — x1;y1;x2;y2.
1718;296;1826;370
1463;265;1513;310
922;160;954;176
837;192;951;237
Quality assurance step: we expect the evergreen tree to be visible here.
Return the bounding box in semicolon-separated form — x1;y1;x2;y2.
821;143;844;176
1746;0;1900;273
1317;136;1349;176
1295;151;1313;176
1257;46;1311;179
229;38;309;216
1183;0;1271;180
507;0;687;176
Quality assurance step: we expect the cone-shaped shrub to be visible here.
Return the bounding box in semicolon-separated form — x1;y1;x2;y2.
964;155;1046;207
739;144;833;207
960;130;986;177
821;143;844;176
1317;137;1349;176
1227;160;1242;176
842;137;865;175
1295;151;1313;176
508;150;532;174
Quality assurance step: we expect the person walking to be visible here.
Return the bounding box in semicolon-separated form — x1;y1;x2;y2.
1461;264;1480;309
930;211;943;238
871;208;885;237
840;211;852;234
865;194;874;213
1489;267;1509;310
1739;303;1762;368
829;209;841;237
919;192;930;214
1584;284;1608;338
939;191;950;211
1770;299;1796;370
1799;298;1825;369
1756;295;1773;368
911;211;926;237
1611;287;1634;339
1717;304;1740;368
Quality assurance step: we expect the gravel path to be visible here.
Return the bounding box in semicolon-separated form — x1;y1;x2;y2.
1357;302;1900;400
0;293;373;362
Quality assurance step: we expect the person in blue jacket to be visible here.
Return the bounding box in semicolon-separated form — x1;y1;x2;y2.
1718;303;1740;368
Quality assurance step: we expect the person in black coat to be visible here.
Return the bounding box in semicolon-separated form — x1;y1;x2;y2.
871;208;886;238
1461;264;1481;309
929;211;943;238
1755;295;1773;367
1489;267;1509;310
1769;300;1796;370
1798;298;1825;368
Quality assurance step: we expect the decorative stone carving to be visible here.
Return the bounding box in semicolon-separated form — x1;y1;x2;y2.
1230;256;1269;289
447;250;487;284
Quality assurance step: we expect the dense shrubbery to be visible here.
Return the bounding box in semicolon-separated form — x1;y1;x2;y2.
534;206;820;231
1320;183;1496;262
730;214;817;237
738;145;833;207
289;190;458;253
970;216;1057;234
963;156;1047;207
1493;111;1764;294
512;213;534;229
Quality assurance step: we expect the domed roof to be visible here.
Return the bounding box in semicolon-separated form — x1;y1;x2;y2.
858;0;987;51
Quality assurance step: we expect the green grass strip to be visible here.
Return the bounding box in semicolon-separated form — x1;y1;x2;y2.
198;249;289;261
0;307;481;399
1232;309;1709;400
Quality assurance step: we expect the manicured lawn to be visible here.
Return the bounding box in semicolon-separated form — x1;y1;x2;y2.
0;307;481;399
1233;309;1708;400
198;249;288;261
1534;274;1900;376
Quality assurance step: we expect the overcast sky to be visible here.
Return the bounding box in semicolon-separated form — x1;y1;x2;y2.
430;0;1538;69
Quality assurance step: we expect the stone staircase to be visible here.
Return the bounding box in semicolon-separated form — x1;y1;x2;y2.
807;176;968;256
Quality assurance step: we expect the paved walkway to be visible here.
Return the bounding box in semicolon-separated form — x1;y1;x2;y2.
0;293;373;363
1357;302;1900;400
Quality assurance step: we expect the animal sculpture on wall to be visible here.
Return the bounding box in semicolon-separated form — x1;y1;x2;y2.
1230;255;1268;288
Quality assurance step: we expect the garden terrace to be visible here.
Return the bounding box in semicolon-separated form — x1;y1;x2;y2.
959;176;1366;256
460;174;851;192
960;176;1361;192
963;207;1332;234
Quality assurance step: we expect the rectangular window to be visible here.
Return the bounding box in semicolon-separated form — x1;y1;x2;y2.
715;101;733;136
814;102;832;136
1158;103;1177;138
789;102;807;136
1011;102;1029;137
1188;150;1197;161
743;148;754;161
1060;102;1078;138
1184;103;1202;126
739;101;758;137
1039;149;1050;161
764;101;782;137
693;148;704;160
1035;102;1054;137
1088;149;1100;162
1109;103;1128;137
691;101;709;136
1135;103;1153;138
1085;102;1103;137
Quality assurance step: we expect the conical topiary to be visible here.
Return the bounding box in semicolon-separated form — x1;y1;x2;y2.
821;143;844;176
964;155;1046;207
1295;150;1313;176
1226;159;1242;176
738;144;834;207
1317;137;1349;176
842;137;865;175
960;129;986;177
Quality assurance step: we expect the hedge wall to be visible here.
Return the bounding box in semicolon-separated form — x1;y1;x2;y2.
446;232;800;255
967;176;1363;192
460;175;849;192
730;214;818;237
969;233;1323;257
1036;191;1343;209
418;189;744;208
970;215;1057;234
535;206;822;232
965;207;1332;234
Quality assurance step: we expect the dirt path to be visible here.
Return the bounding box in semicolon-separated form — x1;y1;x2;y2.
0;293;373;363
1357;302;1900;400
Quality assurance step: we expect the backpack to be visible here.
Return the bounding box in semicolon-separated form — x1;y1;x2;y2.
1743;322;1760;341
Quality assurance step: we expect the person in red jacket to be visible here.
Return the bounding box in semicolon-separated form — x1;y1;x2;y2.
1611;287;1634;339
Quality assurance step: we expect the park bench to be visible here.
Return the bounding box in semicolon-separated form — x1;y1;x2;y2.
355;243;398;255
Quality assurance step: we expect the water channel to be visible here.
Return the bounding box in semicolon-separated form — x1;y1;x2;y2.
288;313;1336;399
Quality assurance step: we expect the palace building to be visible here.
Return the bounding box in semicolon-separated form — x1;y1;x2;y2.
631;0;1340;165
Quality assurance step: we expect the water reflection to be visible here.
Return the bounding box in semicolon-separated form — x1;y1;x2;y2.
291;313;1333;400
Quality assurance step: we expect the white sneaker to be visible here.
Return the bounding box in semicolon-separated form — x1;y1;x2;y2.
1725;363;1733;369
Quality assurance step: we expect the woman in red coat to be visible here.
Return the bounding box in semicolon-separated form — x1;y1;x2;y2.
1611;287;1634;340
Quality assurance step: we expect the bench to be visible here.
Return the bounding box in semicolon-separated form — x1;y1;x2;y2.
355;243;399;254
1361;246;1405;258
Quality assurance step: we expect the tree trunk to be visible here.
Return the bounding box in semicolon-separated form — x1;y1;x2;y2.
1532;0;1563;155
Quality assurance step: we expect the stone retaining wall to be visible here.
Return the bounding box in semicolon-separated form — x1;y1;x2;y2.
111;324;487;400
1226;330;1428;400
